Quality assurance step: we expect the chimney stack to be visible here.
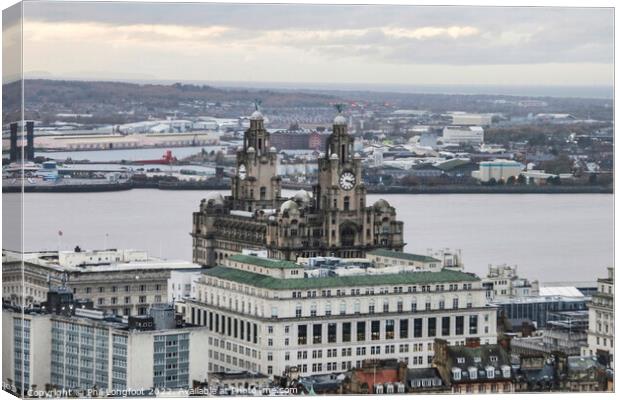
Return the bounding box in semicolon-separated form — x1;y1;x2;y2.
26;121;35;160
9;122;18;162
465;337;481;348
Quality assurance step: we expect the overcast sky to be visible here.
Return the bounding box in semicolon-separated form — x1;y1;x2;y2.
4;2;615;87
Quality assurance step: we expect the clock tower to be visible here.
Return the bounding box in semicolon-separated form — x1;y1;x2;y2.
313;106;368;249
231;105;281;211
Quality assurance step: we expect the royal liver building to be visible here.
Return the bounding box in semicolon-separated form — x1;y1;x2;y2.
192;107;404;267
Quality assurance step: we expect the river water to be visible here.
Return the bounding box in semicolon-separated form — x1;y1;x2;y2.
2;190;612;283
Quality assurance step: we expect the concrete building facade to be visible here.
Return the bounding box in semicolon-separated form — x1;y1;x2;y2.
176;254;497;379
582;267;614;368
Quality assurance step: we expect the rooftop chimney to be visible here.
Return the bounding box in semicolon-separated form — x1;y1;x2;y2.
465;337;481;348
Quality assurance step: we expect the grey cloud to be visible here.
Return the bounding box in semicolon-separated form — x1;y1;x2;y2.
22;2;613;66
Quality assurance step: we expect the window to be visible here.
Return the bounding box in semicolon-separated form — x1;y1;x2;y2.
428;318;436;337
313;324;322;344
385;320;395;339
371;321;380;340
298;325;307;345
469;315;478;335
456;316;464;335
357;321;366;341
328;323;337;343
310;303;317;317
399;319;408;339
383;299;389;312
342;322;351;342
295;304;302;318
343;196;350;211
442;317;450;336
414;319;423;338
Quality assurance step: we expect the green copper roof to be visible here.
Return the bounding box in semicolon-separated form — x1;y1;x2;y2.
227;254;300;269
367;249;440;263
204;265;479;290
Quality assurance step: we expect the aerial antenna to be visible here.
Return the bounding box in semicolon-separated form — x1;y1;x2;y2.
334;103;345;114
253;99;262;111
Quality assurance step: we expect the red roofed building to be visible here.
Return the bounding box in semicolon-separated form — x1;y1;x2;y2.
345;359;407;394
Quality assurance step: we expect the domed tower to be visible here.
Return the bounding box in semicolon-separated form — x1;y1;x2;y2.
231;101;282;211
312;104;369;252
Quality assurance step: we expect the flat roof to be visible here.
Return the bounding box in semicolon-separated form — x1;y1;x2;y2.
367;249;440;263
204;265;479;290
227;254;300;269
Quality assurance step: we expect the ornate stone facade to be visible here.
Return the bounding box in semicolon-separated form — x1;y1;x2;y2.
192;109;404;267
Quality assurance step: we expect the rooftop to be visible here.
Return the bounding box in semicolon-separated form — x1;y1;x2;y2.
204;265;478;290
227;254;300;270
367;249;440;263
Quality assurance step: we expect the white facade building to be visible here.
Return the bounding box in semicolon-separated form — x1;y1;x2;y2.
442;126;484;146
582;267;614;368
167;270;203;303
481;264;539;301
2;249;202;316
2;306;209;396
471;159;524;183
176;254;497;379
449;113;493;126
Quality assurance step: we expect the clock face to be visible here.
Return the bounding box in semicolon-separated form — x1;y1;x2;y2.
339;171;356;190
238;164;247;180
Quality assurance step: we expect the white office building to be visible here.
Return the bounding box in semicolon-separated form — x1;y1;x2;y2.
2;303;209;396
482;264;539;301
442;126;484;146
471;159;524;183
449;113;493;126
176;254;497;379
2;249;202;316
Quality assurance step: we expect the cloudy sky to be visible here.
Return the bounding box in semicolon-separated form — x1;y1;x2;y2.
4;1;615;87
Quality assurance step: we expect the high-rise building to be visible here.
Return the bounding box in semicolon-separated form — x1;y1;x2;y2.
192;108;404;267
2;298;209;396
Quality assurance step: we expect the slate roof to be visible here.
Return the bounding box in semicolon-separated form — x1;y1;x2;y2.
204;265;479;290
446;344;512;383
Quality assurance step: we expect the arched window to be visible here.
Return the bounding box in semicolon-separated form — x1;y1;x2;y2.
344;196;350;211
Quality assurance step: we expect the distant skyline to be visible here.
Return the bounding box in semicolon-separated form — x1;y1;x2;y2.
3;2;615;88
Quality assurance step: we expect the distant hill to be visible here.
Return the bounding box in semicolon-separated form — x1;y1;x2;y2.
2;79;341;125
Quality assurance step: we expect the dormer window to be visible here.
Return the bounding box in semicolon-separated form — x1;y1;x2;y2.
468;367;477;380
501;365;511;378
474;357;481;363
486;366;495;379
490;356;498;363
457;357;465;364
452;367;462;380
